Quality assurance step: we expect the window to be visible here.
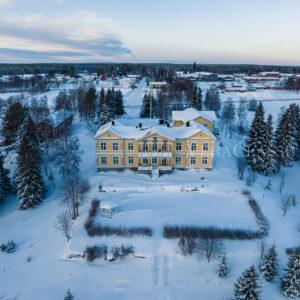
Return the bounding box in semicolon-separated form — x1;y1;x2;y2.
152;140;158;151
142;158;148;165
100;142;106;150
128;156;134;164
191;142;197;151
142;141;148;151
175;156;181;164
203;142;209;151
128;142;134;151
191;157;196;165
113;142;118;151
113;156;119;165
101;156;107;164
162;158;167;166
203;123;208;128
162;141;168;151
152;157;157;165
176;142;182;151
202;156;208;165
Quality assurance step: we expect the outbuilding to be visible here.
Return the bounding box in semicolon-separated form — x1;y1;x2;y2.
100;201;118;218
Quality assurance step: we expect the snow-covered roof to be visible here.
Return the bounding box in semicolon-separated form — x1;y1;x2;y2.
95;119;215;141
175;71;215;79
172;108;217;123
46;109;73;128
101;201;118;209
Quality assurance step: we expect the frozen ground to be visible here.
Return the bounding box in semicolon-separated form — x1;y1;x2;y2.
1;78;300;299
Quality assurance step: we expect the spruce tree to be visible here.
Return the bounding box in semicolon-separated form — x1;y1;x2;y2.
16;117;45;210
198;88;203;111
95;87;105;125
0;153;11;203
287;103;300;155
275;109;297;167
244;103;267;173
260;244;278;281
114;90;125;117
64;289;74;300
281;254;300;298
190;87;202;110
263;114;277;175
2;102;27;146
140;93;157;118
100;100;112;126
217;255;228;278
234;266;261;300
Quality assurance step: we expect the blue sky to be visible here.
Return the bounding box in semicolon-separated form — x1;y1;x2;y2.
0;0;299;64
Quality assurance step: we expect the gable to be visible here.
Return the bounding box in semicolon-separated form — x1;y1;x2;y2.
96;130;122;139
189;131;214;140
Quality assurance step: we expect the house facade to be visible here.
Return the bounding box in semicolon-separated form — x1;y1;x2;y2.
172;107;217;131
35;109;73;139
95;116;216;174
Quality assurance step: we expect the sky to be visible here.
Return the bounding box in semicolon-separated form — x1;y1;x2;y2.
0;0;299;65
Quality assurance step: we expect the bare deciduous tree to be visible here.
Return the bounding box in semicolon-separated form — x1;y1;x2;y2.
195;237;223;262
237;157;246;180
280;194;296;216
56;211;73;242
279;170;286;194
178;235;195;256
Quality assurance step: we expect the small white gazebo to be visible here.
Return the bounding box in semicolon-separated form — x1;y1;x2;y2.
100;201;118;218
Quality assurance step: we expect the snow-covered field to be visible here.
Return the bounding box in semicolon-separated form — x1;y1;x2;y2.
1;77;300;299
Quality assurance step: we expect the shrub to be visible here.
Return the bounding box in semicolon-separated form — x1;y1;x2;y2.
163;225;262;240
83;245;108;262
248;198;269;235
0;240;16;253
84;200;153;237
109;245;134;261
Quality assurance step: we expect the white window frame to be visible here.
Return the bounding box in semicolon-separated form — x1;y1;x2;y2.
100;142;106;151
128;142;134;151
175;156;181;164
113;156;119;165
176;142;182;151
203;142;209;151
202;156;208;165
101;156;107;164
113;142;118;151
142;158;148;165
128;156;134;164
191;142;197;151
191;157;196;165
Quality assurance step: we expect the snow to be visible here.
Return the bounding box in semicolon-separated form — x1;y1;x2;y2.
95;119;215;141
1;75;300;299
172;107;217;123
46;109;73;127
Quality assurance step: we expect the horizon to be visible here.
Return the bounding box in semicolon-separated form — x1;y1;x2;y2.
0;0;300;65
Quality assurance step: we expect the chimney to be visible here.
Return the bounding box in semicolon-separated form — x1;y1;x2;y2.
139;123;142;128
186;121;190;127
167;123;170;128
112;120;115;126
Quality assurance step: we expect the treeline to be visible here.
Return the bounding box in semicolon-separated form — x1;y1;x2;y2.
0;74;49;94
52;86;125;127
1;62;300;77
140;81;220;120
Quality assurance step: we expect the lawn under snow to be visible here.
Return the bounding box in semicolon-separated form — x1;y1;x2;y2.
1;78;300;299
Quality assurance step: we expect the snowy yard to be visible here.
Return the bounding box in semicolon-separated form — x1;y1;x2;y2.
1;78;300;299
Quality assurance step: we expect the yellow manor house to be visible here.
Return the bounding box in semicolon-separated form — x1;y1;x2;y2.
95;108;217;175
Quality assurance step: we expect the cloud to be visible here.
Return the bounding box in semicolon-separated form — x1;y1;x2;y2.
0;0;12;6
0;11;132;62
